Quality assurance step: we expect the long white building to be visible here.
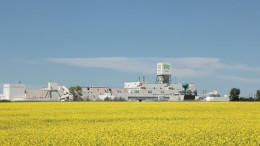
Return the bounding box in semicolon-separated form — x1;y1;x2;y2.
123;62;198;101
205;91;229;101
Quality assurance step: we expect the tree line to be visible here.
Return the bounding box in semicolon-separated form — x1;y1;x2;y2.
229;88;260;101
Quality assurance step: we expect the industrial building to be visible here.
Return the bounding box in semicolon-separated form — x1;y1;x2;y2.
1;82;73;101
81;87;128;101
79;62;198;101
1;62;228;102
123;62;198;101
205;91;229;101
3;84;26;101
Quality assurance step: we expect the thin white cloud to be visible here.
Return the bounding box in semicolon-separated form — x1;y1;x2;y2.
48;57;155;74
48;57;260;78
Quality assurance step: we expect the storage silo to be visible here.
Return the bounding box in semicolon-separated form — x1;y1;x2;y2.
156;63;172;84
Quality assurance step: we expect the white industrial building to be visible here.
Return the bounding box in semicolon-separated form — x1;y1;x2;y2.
1;82;73;101
3;84;26;101
123;63;198;101
124;82;198;101
78;62;198;102
205;91;229;102
1;62;228;102
81;87;128;101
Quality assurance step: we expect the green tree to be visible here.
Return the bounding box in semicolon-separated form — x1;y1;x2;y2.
118;97;126;101
104;97;112;101
256;90;260;101
69;86;83;101
193;90;198;96
229;88;240;101
112;97;125;101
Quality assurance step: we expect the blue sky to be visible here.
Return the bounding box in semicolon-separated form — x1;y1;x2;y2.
1;0;260;97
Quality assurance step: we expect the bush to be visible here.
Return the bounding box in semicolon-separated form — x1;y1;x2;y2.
0;100;11;102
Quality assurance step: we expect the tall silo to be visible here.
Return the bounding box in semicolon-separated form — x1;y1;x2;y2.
156;63;172;84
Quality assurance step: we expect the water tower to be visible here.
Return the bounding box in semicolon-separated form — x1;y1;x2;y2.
156;63;172;84
182;83;189;92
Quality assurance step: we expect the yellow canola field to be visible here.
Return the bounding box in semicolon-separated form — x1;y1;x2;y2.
0;102;259;146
